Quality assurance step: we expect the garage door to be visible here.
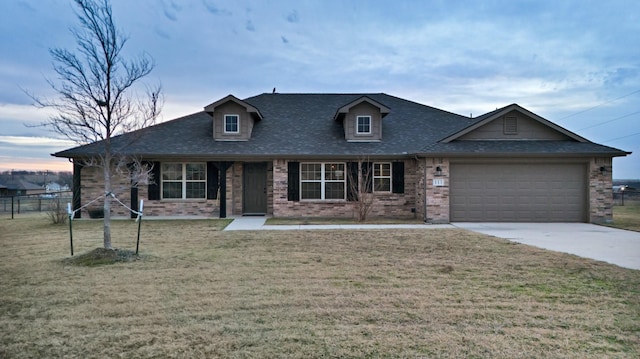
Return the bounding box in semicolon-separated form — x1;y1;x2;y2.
450;162;587;222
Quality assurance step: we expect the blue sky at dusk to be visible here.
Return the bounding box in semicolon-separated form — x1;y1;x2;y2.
0;0;638;178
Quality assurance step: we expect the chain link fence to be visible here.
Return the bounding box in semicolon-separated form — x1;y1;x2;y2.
613;188;639;206
0;191;73;218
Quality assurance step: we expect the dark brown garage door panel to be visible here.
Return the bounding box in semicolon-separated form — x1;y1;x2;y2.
450;163;587;222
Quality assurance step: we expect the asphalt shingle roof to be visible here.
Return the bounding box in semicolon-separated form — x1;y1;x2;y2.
0;179;42;191
423;140;627;155
53;93;628;159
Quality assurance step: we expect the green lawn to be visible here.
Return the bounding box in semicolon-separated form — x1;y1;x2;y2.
1;214;639;358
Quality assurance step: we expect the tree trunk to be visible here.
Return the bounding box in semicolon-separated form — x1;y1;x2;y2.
103;163;112;249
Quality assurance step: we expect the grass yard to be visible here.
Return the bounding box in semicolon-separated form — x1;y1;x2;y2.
609;203;640;232
1;214;639;358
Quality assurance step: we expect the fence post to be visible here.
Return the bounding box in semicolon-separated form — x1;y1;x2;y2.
11;196;14;219
135;200;144;255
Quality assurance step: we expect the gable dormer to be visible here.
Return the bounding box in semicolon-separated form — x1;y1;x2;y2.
333;96;390;142
441;104;588;142
204;95;263;141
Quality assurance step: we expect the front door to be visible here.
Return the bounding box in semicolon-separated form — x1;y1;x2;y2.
243;162;267;215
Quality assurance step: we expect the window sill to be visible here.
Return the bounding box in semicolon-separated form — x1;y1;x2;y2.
300;199;347;203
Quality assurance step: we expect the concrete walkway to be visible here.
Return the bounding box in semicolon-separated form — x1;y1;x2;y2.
453;223;640;270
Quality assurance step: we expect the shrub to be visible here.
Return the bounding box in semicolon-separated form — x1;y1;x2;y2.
88;207;104;218
47;197;68;225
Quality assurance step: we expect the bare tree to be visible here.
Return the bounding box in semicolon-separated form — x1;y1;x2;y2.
348;160;375;222
32;0;161;249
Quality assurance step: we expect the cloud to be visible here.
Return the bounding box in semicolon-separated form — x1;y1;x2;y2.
201;0;232;16
286;10;299;23
605;67;640;86
0;136;75;172
154;26;171;40
16;0;36;13
162;8;177;21
245;20;255;32
0;156;72;172
0;103;57;134
161;0;181;21
0;136;74;147
0;0;638;177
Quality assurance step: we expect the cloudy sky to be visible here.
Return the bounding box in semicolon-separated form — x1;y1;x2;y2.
1;0;638;178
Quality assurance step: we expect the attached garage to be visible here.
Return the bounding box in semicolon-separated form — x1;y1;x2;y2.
450;161;588;222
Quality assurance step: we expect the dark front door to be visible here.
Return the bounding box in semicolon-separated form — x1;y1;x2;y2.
243;162;267;215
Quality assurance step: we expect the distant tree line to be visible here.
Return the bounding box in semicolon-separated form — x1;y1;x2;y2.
0;170;73;188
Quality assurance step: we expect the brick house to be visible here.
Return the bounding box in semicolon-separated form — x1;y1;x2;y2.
54;93;629;223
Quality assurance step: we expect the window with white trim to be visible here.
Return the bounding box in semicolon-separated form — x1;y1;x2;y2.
224;114;239;133
161;162;206;199
356;116;371;134
300;162;345;200
373;162;391;192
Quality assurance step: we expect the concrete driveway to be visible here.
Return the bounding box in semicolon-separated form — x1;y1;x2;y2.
453;223;640;270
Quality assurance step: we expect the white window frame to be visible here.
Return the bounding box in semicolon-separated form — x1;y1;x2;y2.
224;114;240;133
161;162;207;199
356;115;372;134
300;162;346;200
373;162;392;192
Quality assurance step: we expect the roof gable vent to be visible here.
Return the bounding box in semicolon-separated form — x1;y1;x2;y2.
503;116;517;135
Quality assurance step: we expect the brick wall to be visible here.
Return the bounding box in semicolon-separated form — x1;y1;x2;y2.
79;166;133;218
424;158;450;223
80;165;221;218
229;162;274;216
272;159;417;219
80;156;608;223
589;157;613;223
79;161;281;218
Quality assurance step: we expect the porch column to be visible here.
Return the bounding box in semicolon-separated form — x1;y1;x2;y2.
72;162;82;219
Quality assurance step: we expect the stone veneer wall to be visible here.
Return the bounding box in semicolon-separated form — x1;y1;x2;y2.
231;163;242;215
272;159;417;219
414;159;427;221
589;157;613;223
424;158;450;223
266;163;274;215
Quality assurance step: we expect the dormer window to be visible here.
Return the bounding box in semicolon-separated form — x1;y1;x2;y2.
356;116;371;134
224;114;239;133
